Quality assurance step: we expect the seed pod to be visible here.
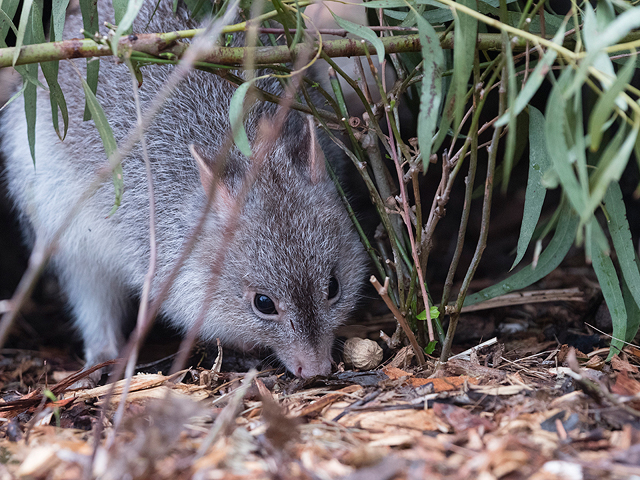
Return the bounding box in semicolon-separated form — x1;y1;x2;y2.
343;337;383;370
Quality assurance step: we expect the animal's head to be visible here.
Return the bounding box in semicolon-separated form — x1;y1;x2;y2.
192;113;368;377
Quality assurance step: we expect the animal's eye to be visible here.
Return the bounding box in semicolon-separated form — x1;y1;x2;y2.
328;276;340;300
254;294;278;315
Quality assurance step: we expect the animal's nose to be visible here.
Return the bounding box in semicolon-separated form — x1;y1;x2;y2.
295;357;331;378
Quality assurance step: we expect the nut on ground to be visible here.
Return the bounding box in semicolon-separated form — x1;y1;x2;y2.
343;337;383;370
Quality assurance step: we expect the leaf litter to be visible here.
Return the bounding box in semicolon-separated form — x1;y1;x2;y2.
0;269;638;478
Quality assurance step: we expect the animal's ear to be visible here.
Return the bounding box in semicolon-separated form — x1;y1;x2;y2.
190;144;236;212
281;115;327;184
191;144;215;194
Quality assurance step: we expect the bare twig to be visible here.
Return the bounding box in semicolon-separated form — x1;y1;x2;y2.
169;70;305;375
370;276;425;366
440;54;507;362
196;369;258;458
451;288;586;313
109;56;160;437
438;53;481;352
86;6;242;477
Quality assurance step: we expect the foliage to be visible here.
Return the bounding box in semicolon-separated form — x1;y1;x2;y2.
2;0;640;362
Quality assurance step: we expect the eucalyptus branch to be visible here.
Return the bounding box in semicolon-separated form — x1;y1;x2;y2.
6;27;632;69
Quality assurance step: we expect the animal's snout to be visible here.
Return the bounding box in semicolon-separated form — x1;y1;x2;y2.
291;355;332;378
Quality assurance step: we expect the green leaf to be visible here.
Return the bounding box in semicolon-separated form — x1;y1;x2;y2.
587;4;640;52
113;0;128;26
480;0;519;8
413;6;444;173
589;218;625;360
79;0;99;121
0;0;20;43
18;3;37;164
77;72;122;216
586;120;639;218
583;2;617;81
604;182;640;342
495;22;566;127
51;0;70;42
363;0;424;8
24;63;37;164
423;8;454;24
545;69;588;219
330;12;385;65
112;0;143;57
291;0;305;48
416;305;440;320
424;340;438;355
31;0;68;140
13;0;33;66
464;201;578;306
229;79;257;158
588;54;636;152
502;30;517;193
511;106;550;270
573;4;640;97
452;0;477;129
0;80;26;111
622;273;640;343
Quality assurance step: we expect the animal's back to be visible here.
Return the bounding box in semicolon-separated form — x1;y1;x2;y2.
4;1;237;279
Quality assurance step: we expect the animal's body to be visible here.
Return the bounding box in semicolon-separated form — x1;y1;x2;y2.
1;1;367;378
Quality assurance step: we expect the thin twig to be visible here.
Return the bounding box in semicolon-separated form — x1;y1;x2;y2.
441;49;507;363
169;68;305;375
108;56;160;439
85;6;241;477
370;276;425;366
438;53;481;359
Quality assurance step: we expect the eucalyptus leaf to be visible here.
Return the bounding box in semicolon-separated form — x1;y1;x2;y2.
545;69;588;218
383;9;409;21
31;0;68;140
588;4;640;51
452;0;477;129
502;30;517;192
423;8;454;24
331;12;386;64
622;273;640;343
77;71;122;216
480;0;518;8
229;79;257;158
12;0;33;66
112;0;143;58
588;54;636;152
51;0;70;42
586;120;638;218
464;202;578;307
604;182;640;343
589;218;626;360
511;106;550;270
18;3;37;164
495;22;566;127
414;6;444;173
0;1;19;43
113;0;128;25
24;63;37;164
79;0;99;121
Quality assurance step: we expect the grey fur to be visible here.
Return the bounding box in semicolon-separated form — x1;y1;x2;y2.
1;1;367;378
